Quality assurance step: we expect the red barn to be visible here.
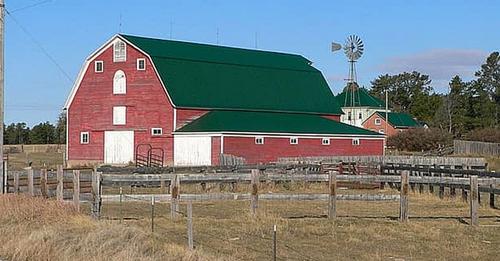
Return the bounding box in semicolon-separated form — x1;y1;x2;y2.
64;34;384;167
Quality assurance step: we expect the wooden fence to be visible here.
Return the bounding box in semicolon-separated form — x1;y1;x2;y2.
454;140;500;157
279;155;487;169
2;163;499;226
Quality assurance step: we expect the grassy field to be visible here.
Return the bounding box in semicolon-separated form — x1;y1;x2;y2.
1;184;499;260
6;151;63;170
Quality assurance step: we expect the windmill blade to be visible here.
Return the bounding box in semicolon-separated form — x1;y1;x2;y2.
331;42;342;52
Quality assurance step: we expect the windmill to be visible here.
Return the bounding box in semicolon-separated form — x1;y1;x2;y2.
332;35;364;125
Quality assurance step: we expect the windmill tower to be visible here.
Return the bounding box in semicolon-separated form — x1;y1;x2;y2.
332;35;364;126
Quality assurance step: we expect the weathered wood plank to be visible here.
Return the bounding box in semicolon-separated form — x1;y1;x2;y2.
56;165;64;201
470;176;479;226
328;171;336;219
400;171;409;222
250;169;259;216
73;170;80;212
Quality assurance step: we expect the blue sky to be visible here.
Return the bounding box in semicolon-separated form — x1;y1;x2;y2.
5;0;499;126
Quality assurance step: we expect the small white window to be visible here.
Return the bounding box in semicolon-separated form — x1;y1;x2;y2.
375;118;382;125
379;129;385;134
358;112;362;119
113;70;126;94
151;128;163;136
347;112;352;121
322;138;330;145
352;138;360;146
113;40;126;62
95;61;103;72
137;58;146;70
113;106;126;125
80;132;89;144
290;137;298;145
255;137;264;145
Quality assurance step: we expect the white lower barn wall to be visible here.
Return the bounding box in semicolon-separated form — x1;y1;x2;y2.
174;136;212;166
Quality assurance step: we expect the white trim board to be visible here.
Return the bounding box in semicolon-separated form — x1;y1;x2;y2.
173;132;384;140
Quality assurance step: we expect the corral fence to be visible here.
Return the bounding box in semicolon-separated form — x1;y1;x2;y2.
278;155;487;169
454;140;500;157
3;144;65;154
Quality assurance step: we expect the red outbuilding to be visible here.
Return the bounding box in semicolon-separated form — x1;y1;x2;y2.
64;34;384;167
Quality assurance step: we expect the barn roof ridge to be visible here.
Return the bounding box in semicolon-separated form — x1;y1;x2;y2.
120;34;343;115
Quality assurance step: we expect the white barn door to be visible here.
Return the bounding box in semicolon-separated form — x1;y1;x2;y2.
104;131;134;164
174;136;212;166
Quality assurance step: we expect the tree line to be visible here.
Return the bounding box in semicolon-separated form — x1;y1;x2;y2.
3;113;66;145
370;52;500;143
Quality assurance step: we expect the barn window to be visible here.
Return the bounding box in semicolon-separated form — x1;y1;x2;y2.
322;138;330;145
113;70;126;94
347;112;352;121
352;138;360;146
95;61;103;72
151;128;163;136
375;118;381;125
290;137;298;145
113;40;126;62
255;137;264;145
137;58;146;70
358;112;362;119
379;129;385;134
113;106;126;125
80;132;89;144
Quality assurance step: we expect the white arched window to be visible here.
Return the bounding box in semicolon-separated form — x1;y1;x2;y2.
113;70;126;94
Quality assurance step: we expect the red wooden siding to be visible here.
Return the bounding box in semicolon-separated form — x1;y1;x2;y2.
176;109;209;130
68;42;175;165
363;114;399;136
211;136;221;165
322;115;341;121
222;136;383;164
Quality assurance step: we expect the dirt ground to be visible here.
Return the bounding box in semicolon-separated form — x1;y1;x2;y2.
92;189;499;261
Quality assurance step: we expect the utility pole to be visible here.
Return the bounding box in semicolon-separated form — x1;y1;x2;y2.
0;0;4;194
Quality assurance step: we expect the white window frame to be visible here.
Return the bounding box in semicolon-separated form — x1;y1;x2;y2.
94;61;103;73
113;70;126;94
113;106;126;125
113;40;127;62
352;138;360;146
358;112;362;120
255;136;264;145
290;137;298;145
80;132;89;144
375;118;382;125
151;128;163;136
137;58;146;70
322;138;330;145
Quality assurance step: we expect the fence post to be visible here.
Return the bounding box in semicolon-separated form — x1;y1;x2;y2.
0;161;4;194
151;196;155;233
470;176;479;226
378;164;385;189
40;169;48;198
399;170;409;222
14;171;19;194
438;173;444;199
56;165;64;201
250;169;259;216
187;201;194;251
73;170;80;212
2;161;7;193
490;178;496;208
27;168;34;196
272;224;277;261
171;175;180;219
91;169;101;219
328;171;337;219
119;187;123;223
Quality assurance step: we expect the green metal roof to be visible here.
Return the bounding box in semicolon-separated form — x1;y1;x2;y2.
336;86;385;108
121;34;342;115
376;112;421;128
176;110;382;136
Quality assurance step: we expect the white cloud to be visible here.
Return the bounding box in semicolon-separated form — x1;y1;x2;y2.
377;49;489;92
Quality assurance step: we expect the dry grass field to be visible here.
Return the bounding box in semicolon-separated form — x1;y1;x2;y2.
0;185;499;260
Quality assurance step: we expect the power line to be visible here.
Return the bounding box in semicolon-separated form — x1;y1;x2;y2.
9;0;52;13
5;9;73;83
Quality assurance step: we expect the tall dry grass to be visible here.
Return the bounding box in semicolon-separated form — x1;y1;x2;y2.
0;195;220;261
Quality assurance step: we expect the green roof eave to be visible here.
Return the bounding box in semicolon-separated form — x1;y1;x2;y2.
176;110;383;136
376;112;420;128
